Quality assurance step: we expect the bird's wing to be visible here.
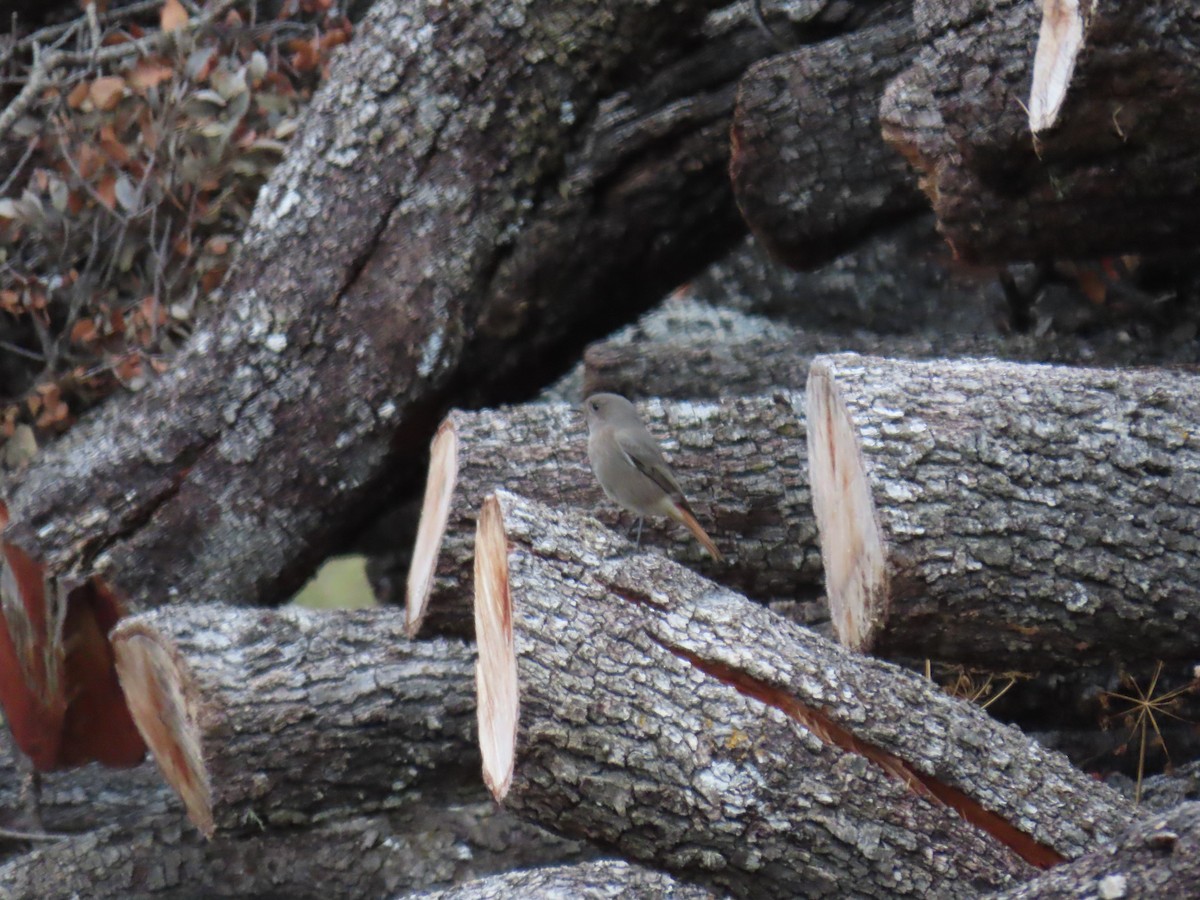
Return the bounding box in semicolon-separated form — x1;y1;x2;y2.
615;429;688;505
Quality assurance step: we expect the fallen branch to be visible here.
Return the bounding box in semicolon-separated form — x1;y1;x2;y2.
474;491;1134;897
806;353;1200;670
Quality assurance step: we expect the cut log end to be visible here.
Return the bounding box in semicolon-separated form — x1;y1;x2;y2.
1028;0;1086;133
805;362;889;652
474;494;517;802
406;420;460;638
111;623;214;838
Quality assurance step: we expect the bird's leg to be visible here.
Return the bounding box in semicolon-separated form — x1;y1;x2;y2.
634;516;644;549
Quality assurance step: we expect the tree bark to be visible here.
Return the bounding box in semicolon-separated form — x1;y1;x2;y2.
406;858;717;899
0;737;173;850
1;0;787;768
405;398;818;638
880;0;1200;262
731;16;925;268
806;353;1200;671
473;491;1135;898
110;605;477;837
991;801;1200;899
580;300;1194;401
0;794;590;899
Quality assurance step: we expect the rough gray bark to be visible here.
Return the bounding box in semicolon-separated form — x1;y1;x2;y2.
110;605;478;837
2;0;791;768
0;794;591;899
731;16;925;268
991;802;1200;900
474;491;1135;898
405;397;818;638
806;353;1200;671
881;0;1200;262
691;217;1007;335
405;858;717;900
580;301;1197;401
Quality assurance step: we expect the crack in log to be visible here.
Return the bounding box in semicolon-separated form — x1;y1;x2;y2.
655;639;1065;871
73;432;221;576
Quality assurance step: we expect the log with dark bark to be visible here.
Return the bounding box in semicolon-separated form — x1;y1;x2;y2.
406;858;717;900
110;605;477;837
806;353;1200;671
473;491;1135;898
1;0;791;769
731;16;926;268
991;801;1200;899
0;793;590;899
0;736;172;854
405;397;818;638
692;217;1010;334
881;0;1200;262
580;300;1199;401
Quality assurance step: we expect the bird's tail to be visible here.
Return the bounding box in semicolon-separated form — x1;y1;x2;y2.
672;504;723;562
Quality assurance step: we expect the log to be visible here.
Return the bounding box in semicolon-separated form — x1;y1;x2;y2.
880;0;1200;262
109;605;477;837
991;802;1200;899
805;353;1200;671
405;858;717;899
405;398;818;638
690;217;1008;335
473;491;1135;898
581;305;1196;401
0;735;173;851
0;793;590;899
3;0;786;768
731;17;926;268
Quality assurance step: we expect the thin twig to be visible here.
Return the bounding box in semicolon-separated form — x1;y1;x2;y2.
0;826;71;843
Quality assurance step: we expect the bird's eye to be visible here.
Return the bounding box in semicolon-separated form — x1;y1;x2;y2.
590;401;599;411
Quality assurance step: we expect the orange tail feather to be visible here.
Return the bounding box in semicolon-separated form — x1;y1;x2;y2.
675;506;723;562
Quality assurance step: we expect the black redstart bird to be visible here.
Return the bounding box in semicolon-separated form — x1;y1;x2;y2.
584;393;722;561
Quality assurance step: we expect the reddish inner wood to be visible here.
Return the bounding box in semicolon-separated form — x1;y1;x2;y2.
666;643;1064;870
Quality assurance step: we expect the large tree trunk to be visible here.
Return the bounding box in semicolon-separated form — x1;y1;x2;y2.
805;353;1200;671
731;16;926;268
405;398;818;637
109;605;476;837
473;491;1134;898
881;0;1200;262
0;0;780;770
991;801;1200;899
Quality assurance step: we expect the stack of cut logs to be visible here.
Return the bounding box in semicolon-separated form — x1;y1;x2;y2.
4;297;1200;897
4;0;1200;893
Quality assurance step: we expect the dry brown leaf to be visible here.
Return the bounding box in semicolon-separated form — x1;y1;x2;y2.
160;0;189;32
98;125;131;165
95;172;118;209
67;81;90;110
89;76;126;111
129;60;176;90
70;319;99;346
